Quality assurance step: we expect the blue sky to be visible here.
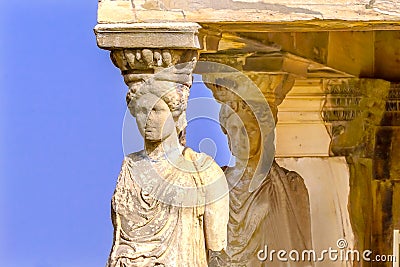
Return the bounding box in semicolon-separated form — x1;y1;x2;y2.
0;1;230;266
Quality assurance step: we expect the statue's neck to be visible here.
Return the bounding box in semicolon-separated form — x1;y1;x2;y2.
145;133;183;161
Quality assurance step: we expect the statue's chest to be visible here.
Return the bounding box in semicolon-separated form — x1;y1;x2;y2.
129;159;205;207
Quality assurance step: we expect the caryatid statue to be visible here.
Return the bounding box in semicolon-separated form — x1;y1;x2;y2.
206;77;313;267
106;49;229;267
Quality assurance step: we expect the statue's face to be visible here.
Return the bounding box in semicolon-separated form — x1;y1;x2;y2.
225;113;261;160
135;94;176;142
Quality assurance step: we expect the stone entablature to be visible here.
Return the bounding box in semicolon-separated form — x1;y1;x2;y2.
97;0;400;26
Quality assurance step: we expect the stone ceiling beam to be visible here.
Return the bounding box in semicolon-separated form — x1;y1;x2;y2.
199;52;352;79
200;29;400;81
200;21;400;33
98;0;400;26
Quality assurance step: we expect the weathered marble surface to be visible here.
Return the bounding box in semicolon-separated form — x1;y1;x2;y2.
95;23;201;49
277;157;355;267
108;148;229;266
207;82;313;266
106;49;230;266
94;2;400;264
98;0;400;26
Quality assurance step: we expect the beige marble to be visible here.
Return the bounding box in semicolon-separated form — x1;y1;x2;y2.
98;0;400;25
275;79;331;157
208;83;313;266
106;50;230;267
276;157;355;267
94;2;400;264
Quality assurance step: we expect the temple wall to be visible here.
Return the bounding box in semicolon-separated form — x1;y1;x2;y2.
277;157;354;267
276;80;355;266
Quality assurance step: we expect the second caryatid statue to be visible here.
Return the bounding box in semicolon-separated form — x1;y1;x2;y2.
106;49;229;267
204;76;313;267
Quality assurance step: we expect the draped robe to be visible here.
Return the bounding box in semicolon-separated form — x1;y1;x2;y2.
225;161;313;267
107;148;229;267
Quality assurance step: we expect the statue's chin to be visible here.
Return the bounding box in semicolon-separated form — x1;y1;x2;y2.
144;135;162;143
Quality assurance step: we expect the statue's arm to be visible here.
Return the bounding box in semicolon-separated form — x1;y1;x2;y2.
203;164;229;252
106;207;122;267
107;157;130;267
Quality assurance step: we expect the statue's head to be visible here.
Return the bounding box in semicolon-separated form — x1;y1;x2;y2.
219;101;262;161
219;100;270;160
126;79;190;143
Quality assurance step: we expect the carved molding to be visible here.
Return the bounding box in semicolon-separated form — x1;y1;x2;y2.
110;48;197;72
247;73;295;123
197;52;296;124
322;78;391;157
382;83;400;126
275;79;332;157
322;79;362;122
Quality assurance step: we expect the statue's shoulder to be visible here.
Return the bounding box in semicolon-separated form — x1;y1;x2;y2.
116;151;147;173
125;150;146;163
114;151;148;188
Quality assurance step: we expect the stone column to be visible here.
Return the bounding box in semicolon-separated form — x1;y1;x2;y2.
372;82;400;266
322;78;392;266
